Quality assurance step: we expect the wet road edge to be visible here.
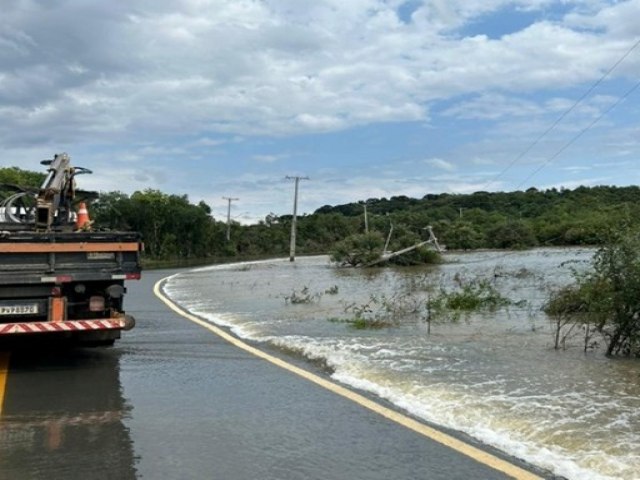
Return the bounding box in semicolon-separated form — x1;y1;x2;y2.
154;274;545;480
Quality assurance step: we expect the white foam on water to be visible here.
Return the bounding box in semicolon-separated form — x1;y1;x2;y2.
163;275;262;340
189;257;292;273
264;334;636;480
163;256;640;480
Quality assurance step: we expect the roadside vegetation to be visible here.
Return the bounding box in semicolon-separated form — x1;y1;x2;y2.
544;230;640;357
4;166;640;265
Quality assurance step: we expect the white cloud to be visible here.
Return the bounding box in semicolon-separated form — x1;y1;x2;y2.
561;165;592;172
471;157;498;166
443;93;542;120
424;157;457;171
1;1;639;222
1;0;638;147
252;153;288;163
192;137;226;147
565;0;640;40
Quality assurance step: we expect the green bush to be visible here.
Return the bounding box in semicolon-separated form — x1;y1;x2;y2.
544;230;640;356
330;232;384;267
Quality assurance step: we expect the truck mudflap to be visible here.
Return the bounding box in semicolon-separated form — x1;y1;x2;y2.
0;317;134;335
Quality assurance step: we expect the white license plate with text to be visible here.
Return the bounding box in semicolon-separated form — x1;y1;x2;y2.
0;304;39;315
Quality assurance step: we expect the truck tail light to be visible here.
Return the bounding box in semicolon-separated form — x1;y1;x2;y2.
89;296;105;312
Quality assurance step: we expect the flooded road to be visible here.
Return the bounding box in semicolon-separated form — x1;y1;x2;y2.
0;268;543;480
163;248;640;480
0;349;136;480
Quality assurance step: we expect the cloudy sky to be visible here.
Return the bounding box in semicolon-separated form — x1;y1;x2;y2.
1;1;639;223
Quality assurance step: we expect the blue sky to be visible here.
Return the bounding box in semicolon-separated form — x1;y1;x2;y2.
1;0;639;223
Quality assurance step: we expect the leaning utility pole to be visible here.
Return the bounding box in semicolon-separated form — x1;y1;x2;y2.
222;196;239;241
285;176;309;262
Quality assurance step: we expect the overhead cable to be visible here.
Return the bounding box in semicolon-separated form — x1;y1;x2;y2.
484;36;640;191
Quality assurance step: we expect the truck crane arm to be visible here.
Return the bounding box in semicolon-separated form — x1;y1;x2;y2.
0;153;96;231
35;153;92;231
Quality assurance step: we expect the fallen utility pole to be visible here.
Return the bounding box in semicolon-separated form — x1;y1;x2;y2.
364;226;443;267
285;176;309;262
222;196;239;241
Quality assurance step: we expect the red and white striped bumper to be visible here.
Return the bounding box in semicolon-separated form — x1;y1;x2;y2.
0;319;126;335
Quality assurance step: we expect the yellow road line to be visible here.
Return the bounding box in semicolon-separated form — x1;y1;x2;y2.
0;352;9;416
154;277;542;480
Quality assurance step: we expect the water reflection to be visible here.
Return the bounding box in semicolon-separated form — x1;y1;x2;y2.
0;349;136;480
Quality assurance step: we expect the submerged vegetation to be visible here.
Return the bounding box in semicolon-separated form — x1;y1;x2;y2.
545;230;640;357
329;232;385;267
329;230;442;267
284;286;321;305
422;275;514;333
327;275;513;331
432;274;513;312
283;233;640;358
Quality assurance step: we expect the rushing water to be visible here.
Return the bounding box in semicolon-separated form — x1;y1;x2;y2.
163;248;640;480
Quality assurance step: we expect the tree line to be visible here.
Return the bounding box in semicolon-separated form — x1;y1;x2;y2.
3;166;640;261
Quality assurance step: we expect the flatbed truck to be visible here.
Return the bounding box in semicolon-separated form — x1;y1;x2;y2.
0;153;142;346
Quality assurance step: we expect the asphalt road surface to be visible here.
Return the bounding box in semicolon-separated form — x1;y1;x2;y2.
0;269;552;480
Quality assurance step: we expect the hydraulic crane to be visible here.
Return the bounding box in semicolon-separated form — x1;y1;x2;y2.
0;153;141;347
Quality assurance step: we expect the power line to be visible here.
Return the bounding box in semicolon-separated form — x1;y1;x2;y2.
484;36;640;191
464;37;640;270
516;77;640;189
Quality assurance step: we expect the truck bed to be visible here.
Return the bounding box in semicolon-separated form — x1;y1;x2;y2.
0;230;142;343
0;231;142;285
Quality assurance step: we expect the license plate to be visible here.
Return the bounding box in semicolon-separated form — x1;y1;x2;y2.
0;304;39;315
87;252;115;260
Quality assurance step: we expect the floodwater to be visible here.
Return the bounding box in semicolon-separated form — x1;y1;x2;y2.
0;349;137;480
163;248;640;480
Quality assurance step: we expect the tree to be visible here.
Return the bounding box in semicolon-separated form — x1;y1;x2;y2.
544;230;640;356
330;232;385;267
92;191;134;231
0;167;46;187
544;285;594;351
487;221;537;249
444;221;483;250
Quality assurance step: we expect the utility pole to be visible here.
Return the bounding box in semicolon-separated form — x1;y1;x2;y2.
360;201;369;233
285;176;309;262
384;222;394;254
222;196;239;241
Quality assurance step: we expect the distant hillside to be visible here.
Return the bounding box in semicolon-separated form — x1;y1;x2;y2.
3;164;638;259
313;186;640;249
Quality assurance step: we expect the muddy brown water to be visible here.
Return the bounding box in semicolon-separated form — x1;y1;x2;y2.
164;248;640;480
